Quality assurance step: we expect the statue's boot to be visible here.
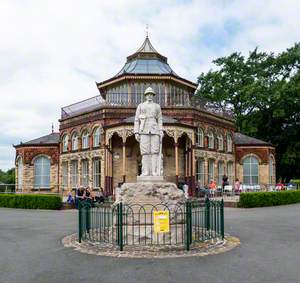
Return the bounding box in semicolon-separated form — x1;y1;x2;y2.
151;154;158;176
142;155;150;176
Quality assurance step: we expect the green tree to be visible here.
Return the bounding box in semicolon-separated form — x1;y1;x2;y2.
197;43;300;180
0;168;15;184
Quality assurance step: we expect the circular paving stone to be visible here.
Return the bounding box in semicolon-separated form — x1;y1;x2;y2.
62;233;240;258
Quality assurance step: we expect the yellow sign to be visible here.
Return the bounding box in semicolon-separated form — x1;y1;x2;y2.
153;211;169;233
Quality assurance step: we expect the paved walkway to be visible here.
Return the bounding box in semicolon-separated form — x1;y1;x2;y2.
0;204;299;283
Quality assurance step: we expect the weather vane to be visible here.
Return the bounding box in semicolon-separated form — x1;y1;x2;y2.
146;24;149;37
51;123;54;133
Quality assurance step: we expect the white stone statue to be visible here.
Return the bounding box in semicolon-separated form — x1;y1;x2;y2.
134;87;164;176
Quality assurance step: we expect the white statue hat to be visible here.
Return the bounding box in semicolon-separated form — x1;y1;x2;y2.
144;87;156;96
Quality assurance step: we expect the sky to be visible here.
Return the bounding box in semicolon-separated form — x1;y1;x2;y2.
0;0;300;170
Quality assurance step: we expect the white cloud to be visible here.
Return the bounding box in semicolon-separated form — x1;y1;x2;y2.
0;0;300;170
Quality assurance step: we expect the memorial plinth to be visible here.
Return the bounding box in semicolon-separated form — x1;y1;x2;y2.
118;181;185;206
114;181;186;245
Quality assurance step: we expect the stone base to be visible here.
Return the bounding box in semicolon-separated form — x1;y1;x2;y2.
137;175;165;182
117;182;185;205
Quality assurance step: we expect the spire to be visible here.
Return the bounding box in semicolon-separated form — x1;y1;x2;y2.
51;123;54;133
126;35;167;62
136;36;158;53
146;24;149;38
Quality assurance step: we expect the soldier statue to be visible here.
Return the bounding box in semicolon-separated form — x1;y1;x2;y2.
134;87;164;176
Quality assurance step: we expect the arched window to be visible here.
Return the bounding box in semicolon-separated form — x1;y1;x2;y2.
93;127;101;147
227;134;233;153
218;161;224;186
62;135;68;152
218;134;224;151
93;158;101;188
243;156;259;185
196;158;205;187
269;155;275;185
71;133;78;151
34;156;50;188
208;132;214;149
208;159;215;182
17;157;23;191
196;128;204;147
82;130;89;149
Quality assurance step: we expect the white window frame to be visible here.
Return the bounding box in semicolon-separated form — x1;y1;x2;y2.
81;159;89;187
208;132;214;149
72;133;78;151
243;156;259;185
82;131;89;149
62;161;68;189
70;160;78;188
92;158;101;189
62;135;68;152
196;158;205;187
93;127;100;147
34;156;51;189
208;159;215;182
196;128;204;147
227;134;233;153
218;135;224;151
218;161;224;186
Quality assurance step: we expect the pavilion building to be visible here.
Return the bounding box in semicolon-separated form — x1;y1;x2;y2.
14;36;276;195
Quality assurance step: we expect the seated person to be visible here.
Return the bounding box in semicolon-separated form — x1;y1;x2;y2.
208;180;217;195
67;190;74;204
95;188;105;203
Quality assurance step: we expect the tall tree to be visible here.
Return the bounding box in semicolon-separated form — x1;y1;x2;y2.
197;43;300;180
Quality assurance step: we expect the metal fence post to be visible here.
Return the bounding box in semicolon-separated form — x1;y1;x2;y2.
86;203;91;234
205;197;210;231
221;199;224;239
78;201;82;243
117;202;123;251
185;201;191;251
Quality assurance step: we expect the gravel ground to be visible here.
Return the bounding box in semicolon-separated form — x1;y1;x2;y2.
0;204;299;283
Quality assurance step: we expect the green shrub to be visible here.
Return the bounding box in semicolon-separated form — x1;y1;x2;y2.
238;190;300;208
0;194;62;210
290;179;300;185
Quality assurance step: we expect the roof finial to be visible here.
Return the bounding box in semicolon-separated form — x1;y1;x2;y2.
146;24;149;38
51;123;54;133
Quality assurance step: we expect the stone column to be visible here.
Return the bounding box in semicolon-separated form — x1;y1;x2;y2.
191;139;196;197
104;144;109;194
175;142;179;185
184;143;188;183
122;141;126;183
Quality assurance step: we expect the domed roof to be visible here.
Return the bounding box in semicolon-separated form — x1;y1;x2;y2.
114;36;177;77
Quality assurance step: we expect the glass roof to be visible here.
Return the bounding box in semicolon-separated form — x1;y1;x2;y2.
115;59;177;76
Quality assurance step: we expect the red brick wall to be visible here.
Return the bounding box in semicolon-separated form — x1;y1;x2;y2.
235;146;275;164
15;146;59;165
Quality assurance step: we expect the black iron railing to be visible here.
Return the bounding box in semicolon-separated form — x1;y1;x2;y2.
61;93;234;119
78;198;224;251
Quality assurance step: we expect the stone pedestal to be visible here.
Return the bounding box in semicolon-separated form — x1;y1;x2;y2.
137;176;165;182
114;182;186;245
117;182;185;205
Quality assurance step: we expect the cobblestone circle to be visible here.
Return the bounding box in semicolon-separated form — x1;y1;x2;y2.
62;234;240;258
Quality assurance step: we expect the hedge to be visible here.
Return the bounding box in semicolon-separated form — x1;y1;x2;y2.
238;190;300;208
0;194;62;210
